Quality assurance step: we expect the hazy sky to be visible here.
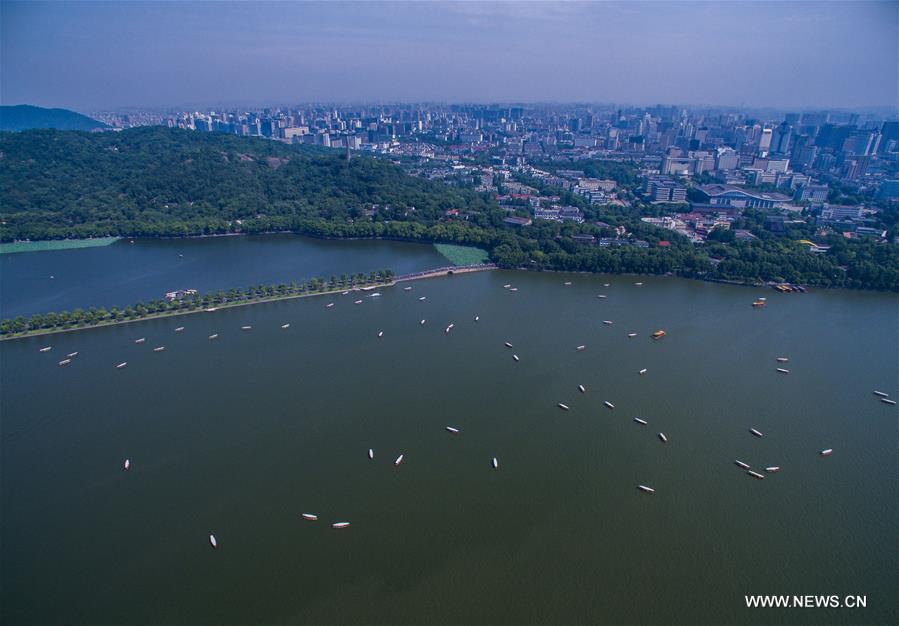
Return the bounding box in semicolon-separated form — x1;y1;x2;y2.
1;1;896;112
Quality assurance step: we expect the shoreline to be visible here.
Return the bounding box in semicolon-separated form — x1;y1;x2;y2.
0;265;496;342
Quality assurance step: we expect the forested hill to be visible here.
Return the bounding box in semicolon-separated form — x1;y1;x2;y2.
0;126;497;241
0;105;108;132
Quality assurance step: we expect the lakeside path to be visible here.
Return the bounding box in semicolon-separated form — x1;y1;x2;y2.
0;264;496;342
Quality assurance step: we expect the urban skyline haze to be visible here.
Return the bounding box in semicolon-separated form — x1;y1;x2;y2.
1;0;897;112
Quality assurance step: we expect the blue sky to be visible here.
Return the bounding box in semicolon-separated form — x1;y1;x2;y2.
1;1;896;111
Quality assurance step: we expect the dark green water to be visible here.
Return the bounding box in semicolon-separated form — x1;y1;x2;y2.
0;234;448;319
1;270;897;625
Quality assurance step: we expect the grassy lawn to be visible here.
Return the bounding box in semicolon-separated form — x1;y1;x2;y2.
433;243;490;266
0;237;121;254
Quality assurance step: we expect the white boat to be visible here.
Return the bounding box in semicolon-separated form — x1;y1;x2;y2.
873;391;889;397
597;294;607;299
395;454;404;466
735;460;750;469
209;534;218;548
776;368;790;374
208;334;218;340
633;417;647;425
512;354;520;362
635;282;643;286
765;466;780;473
301;513;318;521
603;283;610;287
58;359;71;366
205;307;217;312
558;403;570;411
578;384;586;393
153;346;165;352
563;281;572;286
492;457;499;469
639;368;647;375
658;432;668;443
420;319;426;325
281;323;290;329
403;286;412;291
341;291;349;296
504;342;514;348
604;401;615;409
576;345;586;351
39;346;52;352
354;300;363;304
747;470;765;480
368;448;374;460
881;398;897;405
134;338;146;343
174;327;185;332
418;296;427;301
115;362;127;369
445;324;454;333
332;522;350;529
776;357;789;362
602;320;613;325
637;485;655;493
474;316;479;322
326;303;335;308
627;333;637;338
241;325;252;331
509;288;518;292
66;352;79;358
123;459;130;470
446;426;460;434
369;293;381;298
378;331;384;338
749;428;764;438
820;449;833;456
503;284;511;289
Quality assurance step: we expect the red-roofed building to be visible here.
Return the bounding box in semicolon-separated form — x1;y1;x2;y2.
657;240;671;247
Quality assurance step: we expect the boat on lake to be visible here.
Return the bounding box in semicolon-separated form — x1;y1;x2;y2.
123;459;130;470
281;324;290;329
420;319;426;325
445;324;454;333
652;330;666;339
564;281;572;286
658;432;668;443
504;341;514;348
747;470;765;479
492;457;499;469
115;362;127;369
209;534;218;548
134;338;145;343
776;357;788;362
175;327;185;332
881;398;897;405
776;368;790;374
639;368;647;375
602;320;613;325
765;466;780;473
419;296;427;301
820;449;833;456
368;448;374;460
735;460;750;469
326;303;334;308
403;286;412;291
576;345;586;351
355;300;363;304
395;454;404;466
153;346;165;352
578;384;586;393
597;294;607;299
752;299;766;308
633;417;647;425
474;316;479;321
208;334;218;340
301;513;318;521
67;352;78;358
604;401;615;409
369;293;381;298
635;282;643;286
638;485;655;493
558;403;570;411
446;426;460;434
58;359;71;366
628;333;637;338
873;391;889;397
513;354;520;361
332;522;350;529
241;325;251;330
378;331;384;337
749;428;764;438
503;284;511;289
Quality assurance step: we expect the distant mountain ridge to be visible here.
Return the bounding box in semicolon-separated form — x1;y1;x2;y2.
0;105;108;131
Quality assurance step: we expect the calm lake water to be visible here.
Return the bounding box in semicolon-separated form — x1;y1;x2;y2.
0;234;448;318
1;263;896;625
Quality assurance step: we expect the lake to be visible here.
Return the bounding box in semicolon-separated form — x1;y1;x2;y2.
0;234;449;319
1;261;896;625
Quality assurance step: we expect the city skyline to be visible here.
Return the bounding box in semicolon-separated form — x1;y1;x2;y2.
2;1;897;112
